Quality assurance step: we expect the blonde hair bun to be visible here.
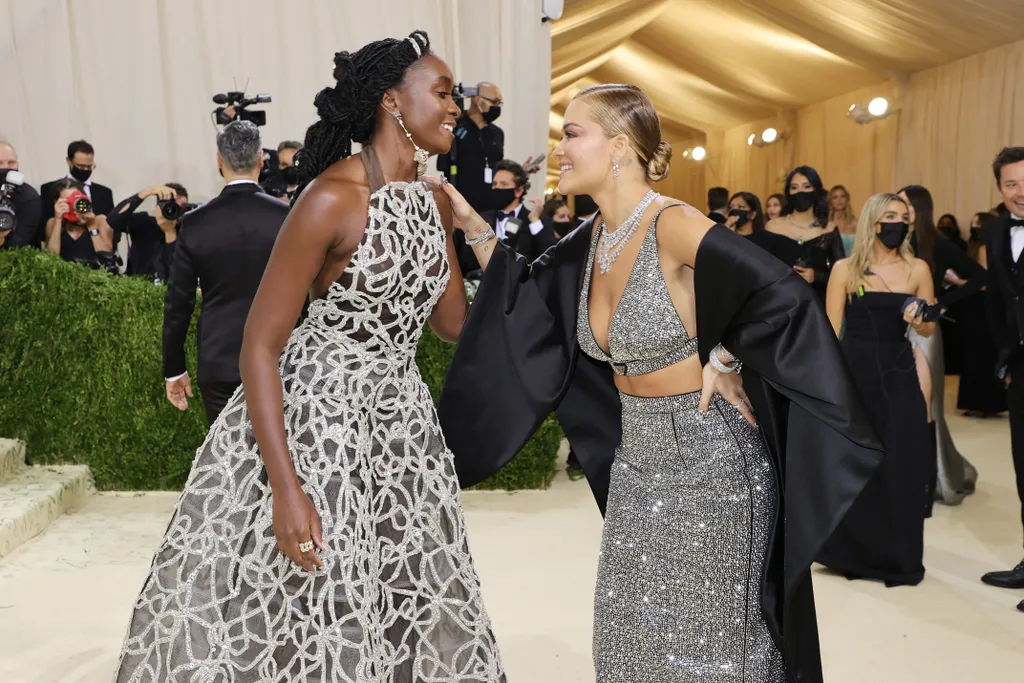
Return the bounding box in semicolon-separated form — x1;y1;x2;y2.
646;140;672;182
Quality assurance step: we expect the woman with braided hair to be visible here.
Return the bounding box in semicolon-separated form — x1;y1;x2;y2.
114;31;505;682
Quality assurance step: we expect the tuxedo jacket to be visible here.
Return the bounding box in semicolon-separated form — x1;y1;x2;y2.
985;212;1024;376
454;203;557;277
39;178;115;245
162;182;288;385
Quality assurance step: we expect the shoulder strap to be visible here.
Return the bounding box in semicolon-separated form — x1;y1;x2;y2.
358;145;387;195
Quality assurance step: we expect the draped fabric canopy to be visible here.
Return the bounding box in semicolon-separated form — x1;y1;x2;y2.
549;0;1024;217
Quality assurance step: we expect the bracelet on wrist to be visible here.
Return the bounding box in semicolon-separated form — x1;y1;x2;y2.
465;224;495;246
709;343;741;374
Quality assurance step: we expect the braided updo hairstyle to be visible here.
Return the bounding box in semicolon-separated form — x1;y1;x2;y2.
292;30;431;201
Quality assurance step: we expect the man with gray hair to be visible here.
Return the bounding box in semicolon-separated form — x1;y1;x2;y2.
162;120;289;425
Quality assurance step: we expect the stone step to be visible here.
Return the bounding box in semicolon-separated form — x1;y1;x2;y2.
0;439;27;484
0;464;95;560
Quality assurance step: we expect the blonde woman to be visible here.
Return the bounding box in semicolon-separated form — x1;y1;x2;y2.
432;84;883;682
828;184;857;254
818;193;934;587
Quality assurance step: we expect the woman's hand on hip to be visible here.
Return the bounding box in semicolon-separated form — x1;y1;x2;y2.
698;362;756;426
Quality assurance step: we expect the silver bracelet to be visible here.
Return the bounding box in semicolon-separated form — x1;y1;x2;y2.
464;225;495;246
709;343;741;374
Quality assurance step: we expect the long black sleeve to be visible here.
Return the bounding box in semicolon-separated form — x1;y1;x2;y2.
162;221;197;378
934;237;986;308
106;193;146;234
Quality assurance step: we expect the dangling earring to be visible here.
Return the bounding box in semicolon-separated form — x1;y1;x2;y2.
612;157;620;179
392;111;429;179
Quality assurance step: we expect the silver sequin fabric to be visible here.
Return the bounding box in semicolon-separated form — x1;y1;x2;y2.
594;391;786;682
577;205;699;376
114;181;505;683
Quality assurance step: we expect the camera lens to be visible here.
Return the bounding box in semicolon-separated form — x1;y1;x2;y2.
159;199;182;220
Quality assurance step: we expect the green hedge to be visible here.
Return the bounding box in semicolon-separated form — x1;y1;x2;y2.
0;249;561;491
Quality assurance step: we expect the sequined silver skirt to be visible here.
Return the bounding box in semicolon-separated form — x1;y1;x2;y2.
594;391;786;682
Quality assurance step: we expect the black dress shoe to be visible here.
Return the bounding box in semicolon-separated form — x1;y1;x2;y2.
1018;599;1024;613
981;559;1024;589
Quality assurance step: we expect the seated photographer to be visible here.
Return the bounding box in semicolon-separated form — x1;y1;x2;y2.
44;178;116;270
106;183;190;279
0;141;42;249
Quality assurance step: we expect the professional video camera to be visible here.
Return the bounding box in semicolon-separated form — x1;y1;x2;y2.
213;90;272;127
0;169;25;233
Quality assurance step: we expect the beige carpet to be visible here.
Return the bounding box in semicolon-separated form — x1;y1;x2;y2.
1;383;1022;682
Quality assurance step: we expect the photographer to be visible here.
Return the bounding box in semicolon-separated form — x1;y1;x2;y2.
43;178;116;269
0;142;42;250
107;183;191;279
39;140;115;246
436;81;504;213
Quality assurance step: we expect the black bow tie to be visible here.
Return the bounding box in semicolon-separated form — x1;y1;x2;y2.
497;210;515;221
1010;217;1024;228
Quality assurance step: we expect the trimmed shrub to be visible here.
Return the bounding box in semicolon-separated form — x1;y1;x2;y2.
0;249;561;490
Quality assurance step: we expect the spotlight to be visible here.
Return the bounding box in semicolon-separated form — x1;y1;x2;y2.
848;97;896;124
762;128;778;144
683;149;690;158
747;134;756;146
691;146;706;161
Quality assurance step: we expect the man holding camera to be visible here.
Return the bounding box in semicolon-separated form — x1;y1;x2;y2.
277;141;302;199
39;140;115;247
0;141;42;250
436;81;504;213
107;183;191;280
163;120;288;425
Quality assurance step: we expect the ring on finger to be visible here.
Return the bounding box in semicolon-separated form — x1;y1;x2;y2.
298;540;314;553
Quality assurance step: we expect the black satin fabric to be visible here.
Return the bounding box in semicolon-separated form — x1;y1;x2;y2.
439;223;884;683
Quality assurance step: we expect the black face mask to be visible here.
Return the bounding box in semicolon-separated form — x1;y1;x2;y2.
788;191;816;213
281;166;298;185
876;221;909;250
483;106;501;123
970;227;982;240
728;209;749;229
553;219;572;236
490;187;517;211
69;166;93;183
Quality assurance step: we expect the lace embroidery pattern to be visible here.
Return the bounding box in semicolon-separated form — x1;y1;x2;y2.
114;181;505;683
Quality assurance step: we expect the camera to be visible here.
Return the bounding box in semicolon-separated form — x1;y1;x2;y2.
157;197;197;221
213;90;271;127
453;83;479;99
0;169;24;233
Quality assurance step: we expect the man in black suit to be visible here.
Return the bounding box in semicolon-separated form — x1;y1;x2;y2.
163;120;288;425
454;159;556;278
983;145;1024;612
39;140;115;247
707;186;729;224
436;82;505;213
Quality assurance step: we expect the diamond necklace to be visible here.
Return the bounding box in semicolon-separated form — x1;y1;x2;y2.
597;190;660;274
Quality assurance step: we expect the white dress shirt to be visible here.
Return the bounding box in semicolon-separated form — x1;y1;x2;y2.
1011;213;1024;262
494;204;545;241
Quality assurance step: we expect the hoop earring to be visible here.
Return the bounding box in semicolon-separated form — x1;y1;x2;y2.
612;157;620;179
391;110;429;178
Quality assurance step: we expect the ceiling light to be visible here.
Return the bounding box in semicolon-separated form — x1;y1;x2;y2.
683;149;689;158
868;97;889;117
747;134;756;146
762;128;778;144
691;146;706;161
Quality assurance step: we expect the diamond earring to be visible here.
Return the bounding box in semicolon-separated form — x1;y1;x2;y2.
392;111;429;178
612;157;620;179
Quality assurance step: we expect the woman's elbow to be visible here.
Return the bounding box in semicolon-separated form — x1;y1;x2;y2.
431;318;465;344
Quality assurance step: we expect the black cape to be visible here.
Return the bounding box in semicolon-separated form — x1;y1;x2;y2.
439;222;884;683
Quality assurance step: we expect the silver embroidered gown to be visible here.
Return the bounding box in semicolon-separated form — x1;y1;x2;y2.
577;205;787;682
114;148;505;683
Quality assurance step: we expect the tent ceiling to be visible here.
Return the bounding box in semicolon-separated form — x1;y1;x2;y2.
552;0;1024;136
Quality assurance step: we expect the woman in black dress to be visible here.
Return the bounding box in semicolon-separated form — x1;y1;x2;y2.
755;166;844;301
818;192;934;586
957;212;1008;416
899;185;983;507
724;190;765;237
